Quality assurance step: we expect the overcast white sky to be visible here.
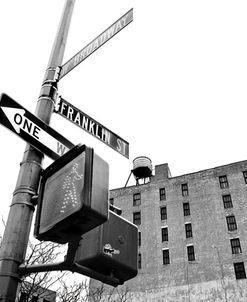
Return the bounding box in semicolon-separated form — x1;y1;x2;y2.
1;0;247;224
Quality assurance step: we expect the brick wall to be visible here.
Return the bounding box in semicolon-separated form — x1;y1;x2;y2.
90;160;247;301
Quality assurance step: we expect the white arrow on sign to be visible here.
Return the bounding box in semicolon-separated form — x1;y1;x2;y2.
2;107;70;157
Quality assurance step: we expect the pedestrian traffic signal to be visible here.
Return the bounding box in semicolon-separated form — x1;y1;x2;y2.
34;144;109;244
74;210;138;284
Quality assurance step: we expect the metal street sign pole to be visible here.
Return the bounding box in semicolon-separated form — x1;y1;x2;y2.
0;1;75;300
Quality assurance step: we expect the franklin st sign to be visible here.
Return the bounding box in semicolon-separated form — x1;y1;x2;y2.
55;97;129;158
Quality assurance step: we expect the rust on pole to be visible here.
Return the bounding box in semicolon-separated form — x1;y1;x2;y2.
0;1;75;300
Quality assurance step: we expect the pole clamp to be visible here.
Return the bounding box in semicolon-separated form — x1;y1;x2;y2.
0;259;22;281
39;84;58;103
19;159;43;168
13;186;37;197
11;186;37;211
43;66;61;84
0;271;21;281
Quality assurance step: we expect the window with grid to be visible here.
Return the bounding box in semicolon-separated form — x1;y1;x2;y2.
160;206;167;220
219;175;229;189
234;262;246;279
231;238;242;254
138;231;141;247
159;188;166;200
133;193;141;206
162;249;170;265
183;202;190;216
138;253;142;269
243;171;247;184
161;227;168;242
185;223;193;238
182;183;189;196
133;211;141;225
222;194;233;209
187;245;195;261
226;215;237;231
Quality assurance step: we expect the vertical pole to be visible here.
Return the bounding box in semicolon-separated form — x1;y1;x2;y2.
0;1;75;301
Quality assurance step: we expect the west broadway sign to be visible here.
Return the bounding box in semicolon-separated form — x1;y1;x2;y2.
59;9;133;79
55;97;129;158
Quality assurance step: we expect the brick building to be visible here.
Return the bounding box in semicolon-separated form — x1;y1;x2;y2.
102;159;247;301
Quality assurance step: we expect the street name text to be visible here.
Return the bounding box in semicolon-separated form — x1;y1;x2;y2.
55;97;129;158
59;9;133;79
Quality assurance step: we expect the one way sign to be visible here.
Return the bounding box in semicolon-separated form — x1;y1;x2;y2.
0;93;74;160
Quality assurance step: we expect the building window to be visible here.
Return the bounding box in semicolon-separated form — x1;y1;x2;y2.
231;238;242;254
138;231;141;247
219;175;229;189
185;223;193;238
234;262;246;279
162;249;170;265
160;206;167;220
109;198;114;205
222;194;233;209
133;193;141;206
187;245;195;261
138;253;142;269
133;212;141;225
183;202;190;216
243;171;247;184
161;227;168;242
226;215;237;231
182;183;189;196
159;188;166;200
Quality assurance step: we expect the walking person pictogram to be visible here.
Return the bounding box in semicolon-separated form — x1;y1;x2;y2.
61;162;84;213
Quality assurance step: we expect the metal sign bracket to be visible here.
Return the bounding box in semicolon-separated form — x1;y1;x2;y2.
43;67;61;84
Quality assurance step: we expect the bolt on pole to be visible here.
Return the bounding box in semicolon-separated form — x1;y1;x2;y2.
0;1;75;300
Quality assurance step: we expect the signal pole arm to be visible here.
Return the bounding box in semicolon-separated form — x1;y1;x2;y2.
0;1;75;300
18;237;121;287
18;261;120;287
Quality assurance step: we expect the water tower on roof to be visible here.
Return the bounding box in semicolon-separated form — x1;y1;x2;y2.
125;156;153;186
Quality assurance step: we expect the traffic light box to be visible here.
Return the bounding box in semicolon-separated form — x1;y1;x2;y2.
74;210;138;284
34;144;109;244
34;144;138;285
